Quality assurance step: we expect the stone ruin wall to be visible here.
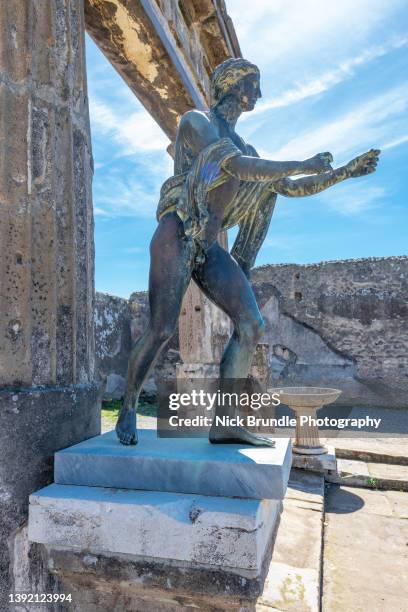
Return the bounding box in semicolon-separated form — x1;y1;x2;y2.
95;255;408;408
252;256;408;408
95;290;179;401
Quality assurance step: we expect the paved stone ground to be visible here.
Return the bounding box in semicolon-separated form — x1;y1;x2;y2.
257;469;324;612
323;485;408;612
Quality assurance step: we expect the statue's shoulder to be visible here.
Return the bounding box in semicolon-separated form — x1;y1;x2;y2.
245;143;260;157
178;109;211;134
176;110;217;156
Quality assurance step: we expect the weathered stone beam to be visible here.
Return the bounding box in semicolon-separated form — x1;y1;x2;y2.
84;0;240;140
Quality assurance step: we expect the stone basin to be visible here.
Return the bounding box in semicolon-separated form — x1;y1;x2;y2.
269;386;342;455
272;387;341;408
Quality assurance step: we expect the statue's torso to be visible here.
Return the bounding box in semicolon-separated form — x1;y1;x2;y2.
174;112;256;176
158;110;276;272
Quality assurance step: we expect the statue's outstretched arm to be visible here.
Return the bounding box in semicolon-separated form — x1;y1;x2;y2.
273;149;380;197
178;110;334;181
224;151;333;182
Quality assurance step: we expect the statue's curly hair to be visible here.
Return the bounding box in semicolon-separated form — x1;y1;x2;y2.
210;58;259;108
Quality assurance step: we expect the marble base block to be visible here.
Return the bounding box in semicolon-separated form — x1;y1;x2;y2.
29;484;280;574
292;446;337;473
54;430;292;500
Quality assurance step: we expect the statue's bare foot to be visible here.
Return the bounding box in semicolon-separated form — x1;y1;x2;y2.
209;425;275;447
115;407;138;445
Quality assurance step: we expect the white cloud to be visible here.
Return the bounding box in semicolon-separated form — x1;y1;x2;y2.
89;96;170;156
263;233;310;251
89;95;173;219
94;170;166;219
382;134;408;150
228;0;408;183
317;183;387;216
242;37;408;119
94;206;112;217
227;0;406;70
266;83;408;161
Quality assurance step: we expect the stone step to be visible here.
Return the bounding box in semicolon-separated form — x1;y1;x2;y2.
54;430;292;500
326;458;408;491
320;436;408;466
335;446;408;466
28;484;280;576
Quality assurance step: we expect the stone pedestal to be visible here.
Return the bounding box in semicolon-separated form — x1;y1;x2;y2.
29;485;280;575
54;430;291;500
292;446;337;473
28;432;291;607
0;2;100;606
293;406;328;455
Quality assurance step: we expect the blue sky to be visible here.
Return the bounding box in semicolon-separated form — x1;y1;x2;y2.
87;0;408;298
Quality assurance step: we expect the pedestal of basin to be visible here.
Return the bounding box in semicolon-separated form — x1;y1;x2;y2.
270;387;341;455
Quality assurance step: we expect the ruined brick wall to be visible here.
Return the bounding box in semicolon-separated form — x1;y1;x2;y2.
95;291;179;399
251;256;408;408
94;293;135;398
94;256;408;407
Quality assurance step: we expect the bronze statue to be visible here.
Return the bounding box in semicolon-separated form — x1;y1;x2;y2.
116;58;380;445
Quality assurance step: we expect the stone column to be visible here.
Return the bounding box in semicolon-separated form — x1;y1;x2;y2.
0;1;100;605
177;237;269;392
178;280;231;365
178;232;231;368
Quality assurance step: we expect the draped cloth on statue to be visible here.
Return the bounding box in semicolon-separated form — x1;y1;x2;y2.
156;136;277;272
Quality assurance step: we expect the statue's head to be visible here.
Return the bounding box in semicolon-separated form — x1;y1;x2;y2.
211;58;261;112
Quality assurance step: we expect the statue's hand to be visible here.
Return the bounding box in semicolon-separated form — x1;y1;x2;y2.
344;149;380;177
303;152;333;174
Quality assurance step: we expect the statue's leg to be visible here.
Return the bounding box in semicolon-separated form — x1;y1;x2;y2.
193;241;275;446
116;212;193;445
